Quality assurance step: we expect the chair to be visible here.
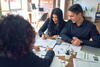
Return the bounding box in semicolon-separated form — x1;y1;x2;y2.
95;12;100;23
39;13;48;21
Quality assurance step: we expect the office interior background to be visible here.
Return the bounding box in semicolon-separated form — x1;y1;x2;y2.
0;0;100;33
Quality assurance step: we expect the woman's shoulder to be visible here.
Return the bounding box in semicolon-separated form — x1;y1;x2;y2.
45;18;51;22
0;56;16;67
17;52;38;62
44;18;51;25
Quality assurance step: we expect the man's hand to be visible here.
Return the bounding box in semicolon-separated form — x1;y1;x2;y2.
71;37;83;46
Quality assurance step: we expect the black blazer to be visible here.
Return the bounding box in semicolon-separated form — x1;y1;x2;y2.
0;50;55;67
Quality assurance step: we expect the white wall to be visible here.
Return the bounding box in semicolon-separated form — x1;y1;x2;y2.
0;0;28;19
60;0;65;17
32;0;39;8
1;0;100;22
74;0;100;22
17;0;28;19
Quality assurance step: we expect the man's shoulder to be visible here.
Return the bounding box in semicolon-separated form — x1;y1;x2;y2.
64;20;72;26
84;20;96;27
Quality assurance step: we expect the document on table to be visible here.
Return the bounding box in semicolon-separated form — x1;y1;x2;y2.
76;51;100;62
34;38;56;48
69;44;81;52
52;42;82;56
32;48;47;58
50;57;68;67
35;37;81;52
73;58;100;67
61;42;82;52
53;44;70;56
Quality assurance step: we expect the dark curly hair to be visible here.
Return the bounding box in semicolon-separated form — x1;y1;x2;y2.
0;15;35;59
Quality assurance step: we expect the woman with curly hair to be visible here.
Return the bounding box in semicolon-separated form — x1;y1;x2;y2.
0;15;55;67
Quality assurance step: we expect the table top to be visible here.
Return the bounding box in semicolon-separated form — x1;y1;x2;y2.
33;35;100;67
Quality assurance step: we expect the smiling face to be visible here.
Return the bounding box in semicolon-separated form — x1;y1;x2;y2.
67;11;82;23
52;14;58;24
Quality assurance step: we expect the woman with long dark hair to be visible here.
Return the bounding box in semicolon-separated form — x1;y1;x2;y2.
38;8;65;39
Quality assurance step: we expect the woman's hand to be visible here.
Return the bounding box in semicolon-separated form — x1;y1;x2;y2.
46;46;53;51
33;46;40;51
42;34;48;39
50;35;59;39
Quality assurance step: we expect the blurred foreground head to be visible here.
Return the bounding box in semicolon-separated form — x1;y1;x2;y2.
0;15;35;59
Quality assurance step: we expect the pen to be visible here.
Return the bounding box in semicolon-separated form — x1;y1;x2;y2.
52;43;58;49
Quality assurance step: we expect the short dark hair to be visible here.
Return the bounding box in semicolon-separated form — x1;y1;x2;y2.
0;15;35;59
68;4;83;15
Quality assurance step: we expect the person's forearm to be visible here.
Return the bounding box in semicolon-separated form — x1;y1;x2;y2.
39;31;43;37
61;34;72;43
45;50;55;63
82;40;100;48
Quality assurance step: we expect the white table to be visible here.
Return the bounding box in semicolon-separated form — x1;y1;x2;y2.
33;36;100;67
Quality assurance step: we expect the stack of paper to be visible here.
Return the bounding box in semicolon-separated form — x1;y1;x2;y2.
69;44;81;52
34;38;56;48
73;58;100;67
50;57;68;67
53;44;70;56
76;51;99;62
61;42;82;52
